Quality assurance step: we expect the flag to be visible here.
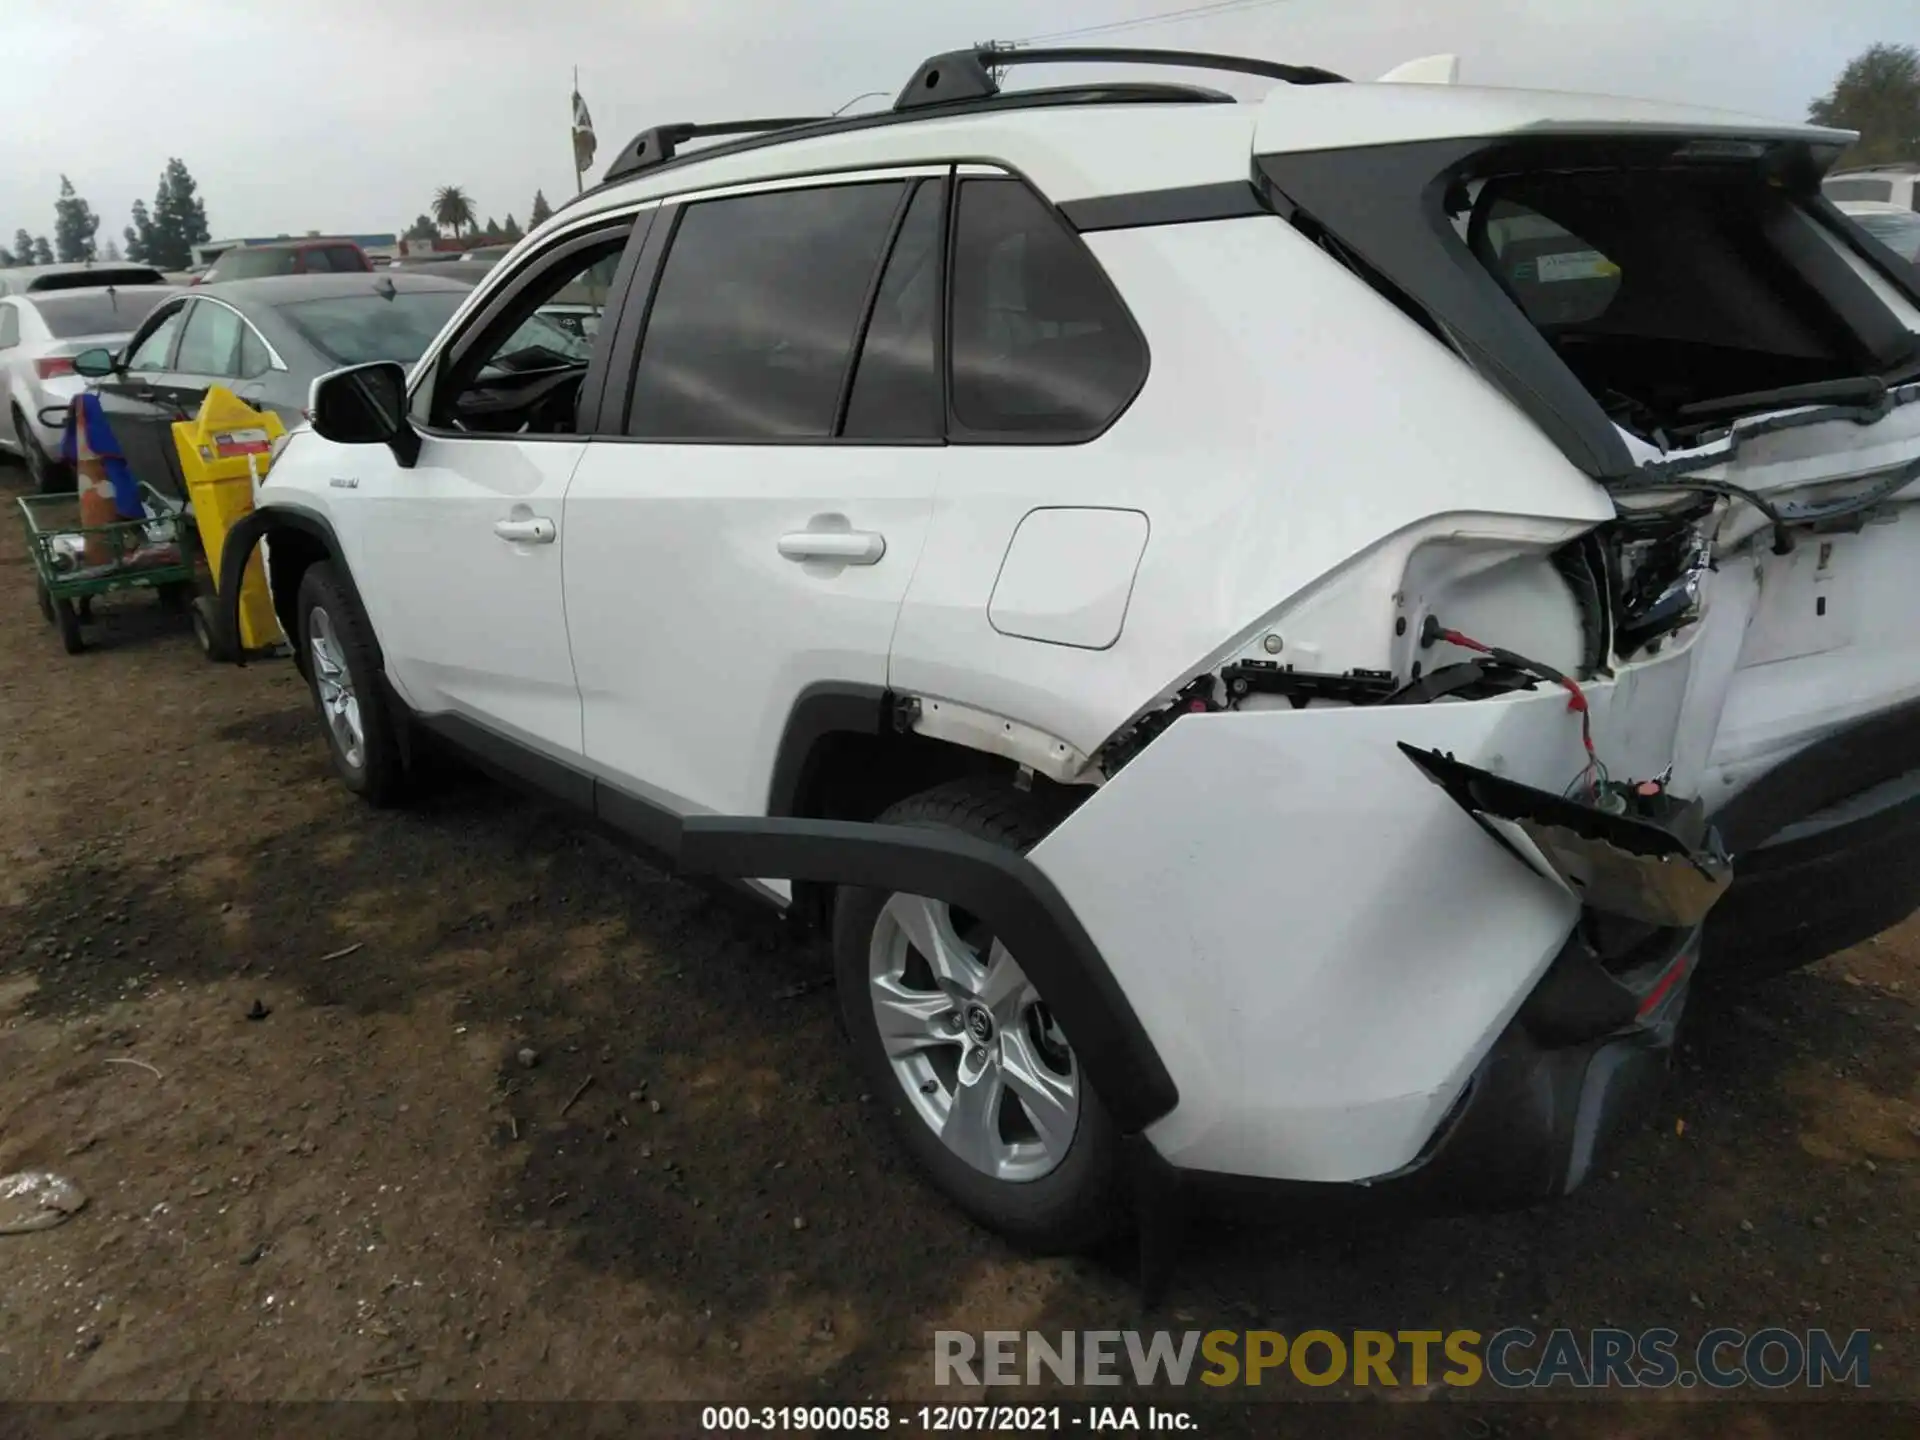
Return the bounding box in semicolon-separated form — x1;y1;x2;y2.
571;82;597;174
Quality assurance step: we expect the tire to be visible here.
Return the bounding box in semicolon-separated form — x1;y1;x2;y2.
295;561;405;805
54;597;83;655
832;778;1126;1251
189;595;232;662
14;409;70;494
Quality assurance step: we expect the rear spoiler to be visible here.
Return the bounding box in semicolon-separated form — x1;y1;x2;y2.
1379;54;1460;84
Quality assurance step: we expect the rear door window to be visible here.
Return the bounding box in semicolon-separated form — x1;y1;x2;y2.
173;300;245;377
947;178;1148;438
625;181;905;439
125;305;186;372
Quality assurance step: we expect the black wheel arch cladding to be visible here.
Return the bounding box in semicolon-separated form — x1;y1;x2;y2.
216;506;380;671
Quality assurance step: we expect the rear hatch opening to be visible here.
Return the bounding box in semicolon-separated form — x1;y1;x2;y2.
1259;132;1920;481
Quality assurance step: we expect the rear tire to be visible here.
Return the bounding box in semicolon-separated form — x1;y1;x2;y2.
832;778;1127;1252
295;562;405;805
190;595;232;662
54;597;83;655
14;409;70;494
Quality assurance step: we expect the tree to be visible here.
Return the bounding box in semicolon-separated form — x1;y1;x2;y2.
124;199;155;262
529;189;553;226
432;185;476;237
0;245;12;267
403;213;438;242
501;214;523;242
31;236;53;265
481;215;500;241
53;175;101;262
103;237;122;262
145;157;212;269
1810;43;1920;168
13;229;34;266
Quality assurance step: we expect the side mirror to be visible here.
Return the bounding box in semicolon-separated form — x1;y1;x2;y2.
308;361;419;466
71;347;117;378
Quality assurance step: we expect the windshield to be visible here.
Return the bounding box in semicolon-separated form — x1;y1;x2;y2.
1853;210;1920;264
208;248;300;281
33;288;175;338
278;290;470;365
276;289;591;370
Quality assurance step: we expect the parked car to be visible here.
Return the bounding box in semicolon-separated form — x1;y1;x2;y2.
70;271;580;500
1837;199;1920;265
0;262;169;298
196;239;372;285
1823;161;1920;211
0;284;180;489
214;47;1920;1252
422;257;612;341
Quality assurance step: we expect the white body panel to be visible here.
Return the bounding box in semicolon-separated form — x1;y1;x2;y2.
889;216;1615;756
561;442;940;816
341;433;586;756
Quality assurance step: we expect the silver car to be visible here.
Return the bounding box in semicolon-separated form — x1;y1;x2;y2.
0;284;181;490
68;271;590;501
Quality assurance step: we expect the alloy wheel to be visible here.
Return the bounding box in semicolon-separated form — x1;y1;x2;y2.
868;893;1080;1182
308;606;365;770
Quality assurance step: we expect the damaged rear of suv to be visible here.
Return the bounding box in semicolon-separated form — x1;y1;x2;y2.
228;47;1920;1263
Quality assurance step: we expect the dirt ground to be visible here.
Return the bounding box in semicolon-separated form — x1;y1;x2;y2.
2;463;1918;1436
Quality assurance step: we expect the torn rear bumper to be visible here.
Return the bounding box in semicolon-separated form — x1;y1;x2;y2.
1150;920;1694;1216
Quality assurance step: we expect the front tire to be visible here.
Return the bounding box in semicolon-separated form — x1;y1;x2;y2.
832;779;1126;1251
296;562;405;805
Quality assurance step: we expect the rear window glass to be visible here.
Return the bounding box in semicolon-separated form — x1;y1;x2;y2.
277;290;470;365
26;267;166;293
32;289;174;338
1474;202;1623;327
1852;210;1920;264
208;248;299;281
1824;178;1896;204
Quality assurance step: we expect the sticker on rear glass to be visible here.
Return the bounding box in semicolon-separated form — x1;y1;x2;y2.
1534;250;1620;283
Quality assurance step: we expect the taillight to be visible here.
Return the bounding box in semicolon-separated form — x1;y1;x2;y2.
34;357;75;380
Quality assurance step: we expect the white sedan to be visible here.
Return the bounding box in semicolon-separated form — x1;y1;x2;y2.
0;284;179;489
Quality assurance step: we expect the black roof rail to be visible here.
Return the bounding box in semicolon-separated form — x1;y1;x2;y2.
603;117;826;184
894;45;1347;111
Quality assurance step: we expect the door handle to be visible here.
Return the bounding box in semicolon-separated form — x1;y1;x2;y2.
777;529;886;565
133;387;159;402
493;516;556;544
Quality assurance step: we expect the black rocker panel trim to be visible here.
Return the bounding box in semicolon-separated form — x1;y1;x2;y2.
1059;180;1269;233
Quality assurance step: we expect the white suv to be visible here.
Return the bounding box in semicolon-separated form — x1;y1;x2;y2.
218;47;1920;1251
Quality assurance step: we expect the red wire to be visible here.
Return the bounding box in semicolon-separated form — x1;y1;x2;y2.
1438;627;1601;800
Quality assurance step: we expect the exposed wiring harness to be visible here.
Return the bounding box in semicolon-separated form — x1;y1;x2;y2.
1421;617;1608;801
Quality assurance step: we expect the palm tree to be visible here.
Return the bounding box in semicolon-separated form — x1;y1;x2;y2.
432;185;477;238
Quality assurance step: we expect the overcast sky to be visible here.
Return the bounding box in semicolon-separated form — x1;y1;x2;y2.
1;0;1907;247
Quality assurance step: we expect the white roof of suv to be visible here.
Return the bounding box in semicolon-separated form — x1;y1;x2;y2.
560;70;1852;226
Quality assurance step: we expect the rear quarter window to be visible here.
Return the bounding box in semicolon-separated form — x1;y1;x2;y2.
947;178;1148;439
1824;178;1896;204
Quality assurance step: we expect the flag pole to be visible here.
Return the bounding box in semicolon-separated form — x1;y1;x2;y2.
572;66;584;195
